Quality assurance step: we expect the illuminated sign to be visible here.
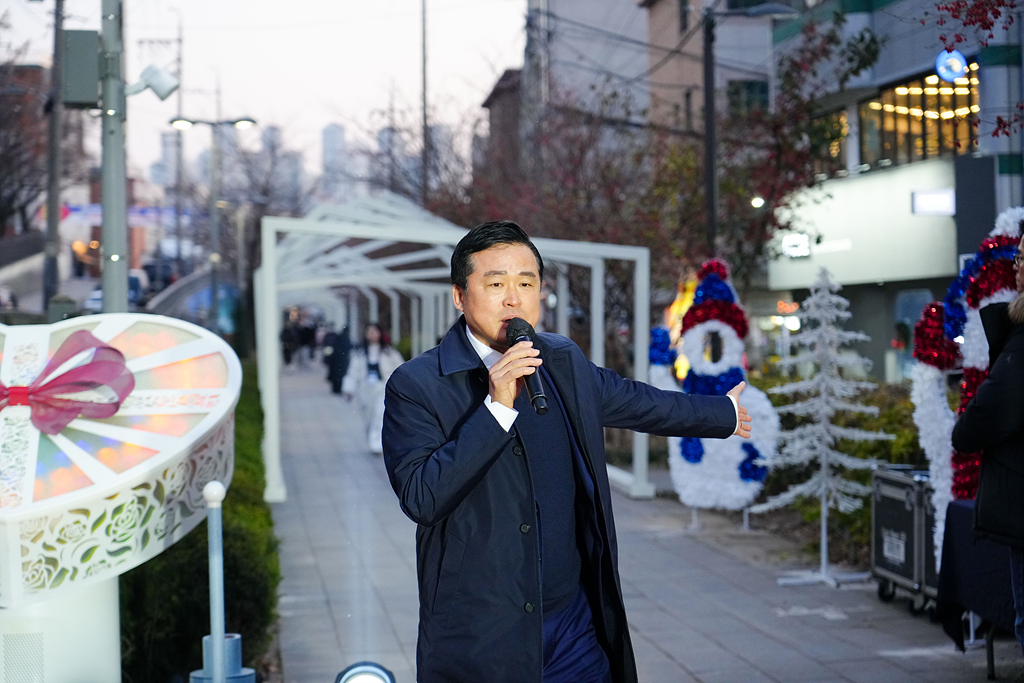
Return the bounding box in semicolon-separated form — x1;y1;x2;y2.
781;233;810;258
935;49;968;83
912;188;956;216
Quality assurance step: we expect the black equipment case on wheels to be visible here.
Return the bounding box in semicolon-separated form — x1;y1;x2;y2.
871;466;935;608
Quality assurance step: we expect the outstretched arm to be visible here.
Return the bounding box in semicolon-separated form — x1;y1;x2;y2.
593;365;741;438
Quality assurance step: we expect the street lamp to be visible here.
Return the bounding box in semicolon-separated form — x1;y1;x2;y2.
703;2;798;256
169;116;257;334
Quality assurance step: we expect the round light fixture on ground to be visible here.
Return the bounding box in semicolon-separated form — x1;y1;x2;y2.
751;197;765;209
335;662;396;683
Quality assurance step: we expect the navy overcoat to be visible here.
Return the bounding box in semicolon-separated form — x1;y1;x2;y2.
383;318;736;682
952;302;1024;548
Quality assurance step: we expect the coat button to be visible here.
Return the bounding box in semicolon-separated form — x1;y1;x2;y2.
513;446;524;456
520;524;530;534
524;602;535;613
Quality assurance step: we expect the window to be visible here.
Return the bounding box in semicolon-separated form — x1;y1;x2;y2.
685;90;693;131
894;289;935;378
811;110;848;177
679;0;689;32
727;80;769;115
859;63;979;171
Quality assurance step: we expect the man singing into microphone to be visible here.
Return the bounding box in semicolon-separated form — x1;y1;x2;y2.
382;221;751;683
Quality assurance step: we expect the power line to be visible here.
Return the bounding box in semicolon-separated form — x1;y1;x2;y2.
543;9;698;58
543;5;773;85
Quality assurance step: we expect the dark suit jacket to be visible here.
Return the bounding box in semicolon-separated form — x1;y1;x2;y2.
953;302;1024;547
382;317;736;683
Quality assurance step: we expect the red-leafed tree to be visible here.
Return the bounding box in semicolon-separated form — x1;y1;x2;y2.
715;15;881;289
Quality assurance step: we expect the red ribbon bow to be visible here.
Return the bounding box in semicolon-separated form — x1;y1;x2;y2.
0;330;135;435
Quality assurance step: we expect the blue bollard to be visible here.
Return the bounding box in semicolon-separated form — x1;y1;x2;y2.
189;481;255;683
189;634;255;683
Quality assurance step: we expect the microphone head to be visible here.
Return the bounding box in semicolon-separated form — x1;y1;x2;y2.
505;317;535;348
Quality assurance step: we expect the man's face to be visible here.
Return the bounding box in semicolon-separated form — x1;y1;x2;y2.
453;243;542;351
1017;236;1024;293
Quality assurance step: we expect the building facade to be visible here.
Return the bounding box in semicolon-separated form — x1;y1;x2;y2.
522;0;650;133
639;0;779;131
767;0;1023;379
322;123;348;202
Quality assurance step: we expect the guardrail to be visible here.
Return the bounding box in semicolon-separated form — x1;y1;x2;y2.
0;231;45;269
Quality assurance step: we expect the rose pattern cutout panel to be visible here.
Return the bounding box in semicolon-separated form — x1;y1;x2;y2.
0;314;242;607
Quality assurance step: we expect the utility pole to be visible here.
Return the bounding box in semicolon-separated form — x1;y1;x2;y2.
388;88;397;193
101;0;128;313
173;9;184;278
420;0;429;207
703;10;718;258
139;14;185;279
209;76;222;334
43;0;65;312
539;0;549;108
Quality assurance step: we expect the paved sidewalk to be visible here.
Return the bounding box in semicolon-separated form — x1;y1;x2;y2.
271;369;1024;683
16;274;98;313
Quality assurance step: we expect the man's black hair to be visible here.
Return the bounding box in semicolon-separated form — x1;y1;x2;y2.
450;220;544;290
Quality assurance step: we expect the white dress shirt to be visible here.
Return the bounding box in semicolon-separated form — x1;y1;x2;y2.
465;325;520;432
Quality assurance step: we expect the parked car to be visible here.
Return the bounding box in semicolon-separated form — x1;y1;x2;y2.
82;289;103;313
143;258;175;294
0;284;17;310
128;270;150;306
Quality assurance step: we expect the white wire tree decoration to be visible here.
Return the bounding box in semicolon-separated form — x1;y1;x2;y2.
751;268;893;586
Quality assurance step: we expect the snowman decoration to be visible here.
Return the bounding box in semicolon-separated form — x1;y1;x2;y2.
663;260;779;510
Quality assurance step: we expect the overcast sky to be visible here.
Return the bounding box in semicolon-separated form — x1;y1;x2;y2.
7;0;527;181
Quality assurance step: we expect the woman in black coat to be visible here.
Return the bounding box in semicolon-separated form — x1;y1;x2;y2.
951;241;1024;655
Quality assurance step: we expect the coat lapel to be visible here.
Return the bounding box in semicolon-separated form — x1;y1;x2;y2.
438;316;486;376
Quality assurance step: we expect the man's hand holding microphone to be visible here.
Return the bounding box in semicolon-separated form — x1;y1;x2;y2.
488;318;546;412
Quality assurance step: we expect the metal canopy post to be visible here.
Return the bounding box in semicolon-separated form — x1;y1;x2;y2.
556;265;570;337
362;286;380;323
257;223;286;503
590;259;605;368
387;289;401;345
630;251;654;498
422;295;437;353
411;294;422;357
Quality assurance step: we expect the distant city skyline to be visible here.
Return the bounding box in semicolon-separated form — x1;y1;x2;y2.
6;0;527;179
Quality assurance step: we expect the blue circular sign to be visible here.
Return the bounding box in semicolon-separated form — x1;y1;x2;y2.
936;49;969;82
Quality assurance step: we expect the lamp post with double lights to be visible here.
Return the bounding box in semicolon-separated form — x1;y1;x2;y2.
170;115;256;334
703;2;798;257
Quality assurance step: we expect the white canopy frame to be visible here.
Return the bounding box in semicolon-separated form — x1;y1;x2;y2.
257;194;654;503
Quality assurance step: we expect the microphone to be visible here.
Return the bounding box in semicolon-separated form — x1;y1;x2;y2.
505;317;548;415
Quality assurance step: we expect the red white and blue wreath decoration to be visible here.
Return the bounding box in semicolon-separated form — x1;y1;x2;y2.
650;260;779;510
911;206;1024;569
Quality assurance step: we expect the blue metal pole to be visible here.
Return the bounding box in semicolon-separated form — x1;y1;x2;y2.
204;480;227;683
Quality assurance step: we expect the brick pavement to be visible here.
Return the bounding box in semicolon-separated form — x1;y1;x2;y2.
271;369;1024;682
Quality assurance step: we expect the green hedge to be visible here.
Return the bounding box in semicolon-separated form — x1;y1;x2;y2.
120;361;280;682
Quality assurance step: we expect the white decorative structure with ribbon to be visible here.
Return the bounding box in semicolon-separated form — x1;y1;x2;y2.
0;313;242;607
